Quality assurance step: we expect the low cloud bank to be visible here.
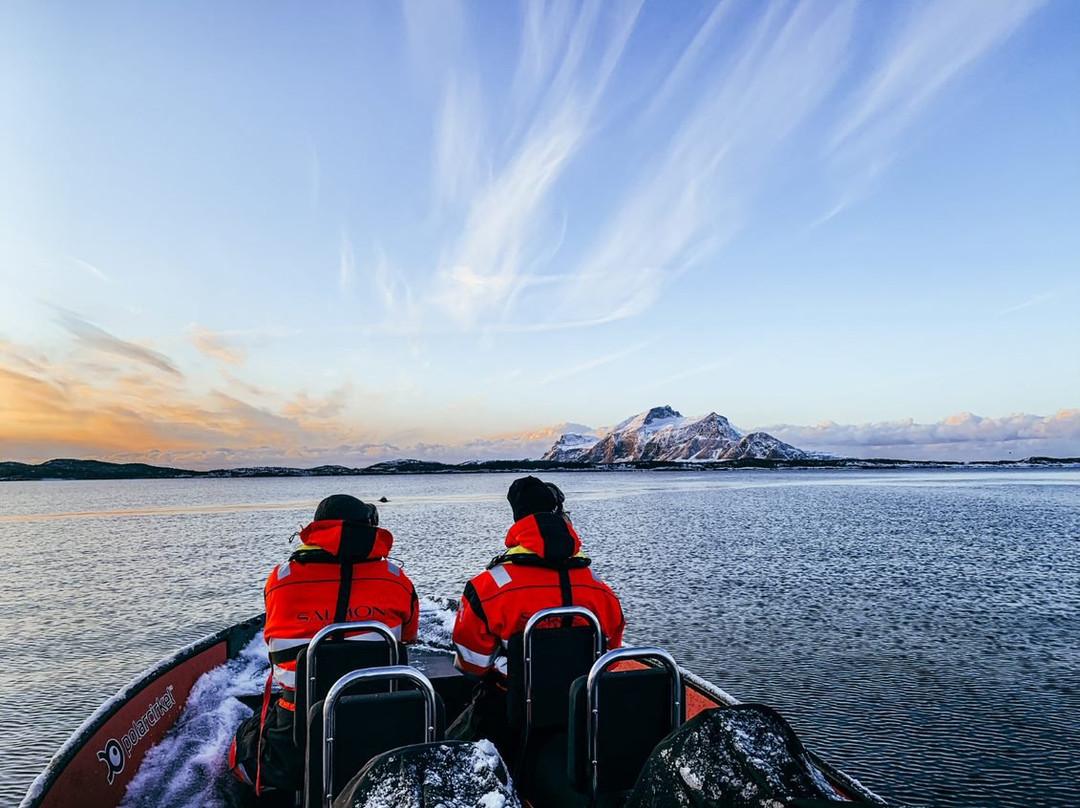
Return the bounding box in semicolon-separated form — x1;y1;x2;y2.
94;410;1079;469
3;336;1075;467
764;410;1080;461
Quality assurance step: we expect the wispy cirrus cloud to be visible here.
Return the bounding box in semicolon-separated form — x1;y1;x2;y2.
433;74;485;212
55;309;181;376
565;1;857;323
641;0;740;121
822;0;1046;220
338;231;355;292
426;1;642;329
640;359;739;392
539;340;653;385
187;325;246;365
68;256;112;283
372;1;1044;337
998;292;1055;316
371;243;416;321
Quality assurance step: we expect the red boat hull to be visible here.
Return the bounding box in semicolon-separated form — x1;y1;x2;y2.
21;616;263;808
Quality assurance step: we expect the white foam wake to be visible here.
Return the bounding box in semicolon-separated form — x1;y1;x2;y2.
119;600;458;807
119;634;267;808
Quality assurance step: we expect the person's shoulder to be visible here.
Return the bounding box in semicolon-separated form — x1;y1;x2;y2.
464;566;490;587
584;564;620;592
463;562;508;592
265;559;290;583
382;558;416;586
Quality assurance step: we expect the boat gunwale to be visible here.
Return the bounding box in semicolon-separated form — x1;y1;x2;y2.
652;661;886;805
23;614;886;807
18;613;264;808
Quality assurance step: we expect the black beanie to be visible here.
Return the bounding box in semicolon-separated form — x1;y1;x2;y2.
314;494;378;525
507;476;558;522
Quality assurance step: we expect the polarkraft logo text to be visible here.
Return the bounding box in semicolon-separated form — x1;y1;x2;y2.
96;685;176;784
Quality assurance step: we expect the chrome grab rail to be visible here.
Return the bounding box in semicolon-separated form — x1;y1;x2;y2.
522;606;603;729
306;621;399;710
321;665;436;808
585;646;682;802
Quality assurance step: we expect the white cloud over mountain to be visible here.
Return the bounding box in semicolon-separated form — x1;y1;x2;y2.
90;409;1080;469
764;410;1080;461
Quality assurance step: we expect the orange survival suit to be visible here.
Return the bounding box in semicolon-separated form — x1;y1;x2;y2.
452;512;624;677
230;516;418;793
449;499;624;759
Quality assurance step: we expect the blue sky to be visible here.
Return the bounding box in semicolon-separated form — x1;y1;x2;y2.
1;0;1077;466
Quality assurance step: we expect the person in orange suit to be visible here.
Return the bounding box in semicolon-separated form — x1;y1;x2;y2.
229;494;418;795
449;476;624;759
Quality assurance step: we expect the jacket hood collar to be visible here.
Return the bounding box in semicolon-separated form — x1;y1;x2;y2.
299;519;393;561
505;513;581;561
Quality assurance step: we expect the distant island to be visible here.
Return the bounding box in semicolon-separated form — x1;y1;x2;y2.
2;455;1078;482
4;406;1077;482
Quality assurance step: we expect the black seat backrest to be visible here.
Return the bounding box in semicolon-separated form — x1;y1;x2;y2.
292;622;406;750
506;607;604;733
567;648;683;800
304;666;443;808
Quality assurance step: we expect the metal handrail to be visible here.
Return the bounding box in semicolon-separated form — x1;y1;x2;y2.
321;665;436;808
522;606;604;729
585;646;682;802
306;621;399;710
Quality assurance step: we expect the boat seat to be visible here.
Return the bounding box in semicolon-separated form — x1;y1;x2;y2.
506;606;605;777
292;621;407;752
507;607;604;733
566;647;683;804
304;665;444;808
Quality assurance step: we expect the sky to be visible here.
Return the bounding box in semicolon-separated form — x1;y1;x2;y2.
1;0;1078;468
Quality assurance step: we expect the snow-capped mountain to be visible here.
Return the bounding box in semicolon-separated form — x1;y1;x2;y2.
542;406;810;462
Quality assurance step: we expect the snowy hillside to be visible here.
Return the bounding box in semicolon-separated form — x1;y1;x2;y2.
542;406;809;462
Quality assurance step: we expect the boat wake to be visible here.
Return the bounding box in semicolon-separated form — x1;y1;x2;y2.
118;599;458;808
414;595;457;653
118;634;267;808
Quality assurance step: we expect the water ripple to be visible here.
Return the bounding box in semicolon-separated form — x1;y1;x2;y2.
1;469;1077;808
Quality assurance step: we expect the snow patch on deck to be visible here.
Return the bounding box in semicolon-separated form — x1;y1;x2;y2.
342;739;519;808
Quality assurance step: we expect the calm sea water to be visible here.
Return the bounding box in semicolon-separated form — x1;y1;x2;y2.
1;469;1077;808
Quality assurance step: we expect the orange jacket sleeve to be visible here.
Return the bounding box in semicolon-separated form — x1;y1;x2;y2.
401;577;419;644
606;597;626;649
451;579;499;676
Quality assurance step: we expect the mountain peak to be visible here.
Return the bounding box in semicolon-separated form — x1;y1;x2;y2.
613;405;684;435
644;405;681;423
543;406;808;463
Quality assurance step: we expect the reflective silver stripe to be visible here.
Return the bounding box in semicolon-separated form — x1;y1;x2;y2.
488;565;512;588
386;561;401;576
343;624;403;641
494;654;508;676
268;623;401;654
276;561;291;580
267;637;309;653
455;642;495;669
272;665;296;688
233;760;254;785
